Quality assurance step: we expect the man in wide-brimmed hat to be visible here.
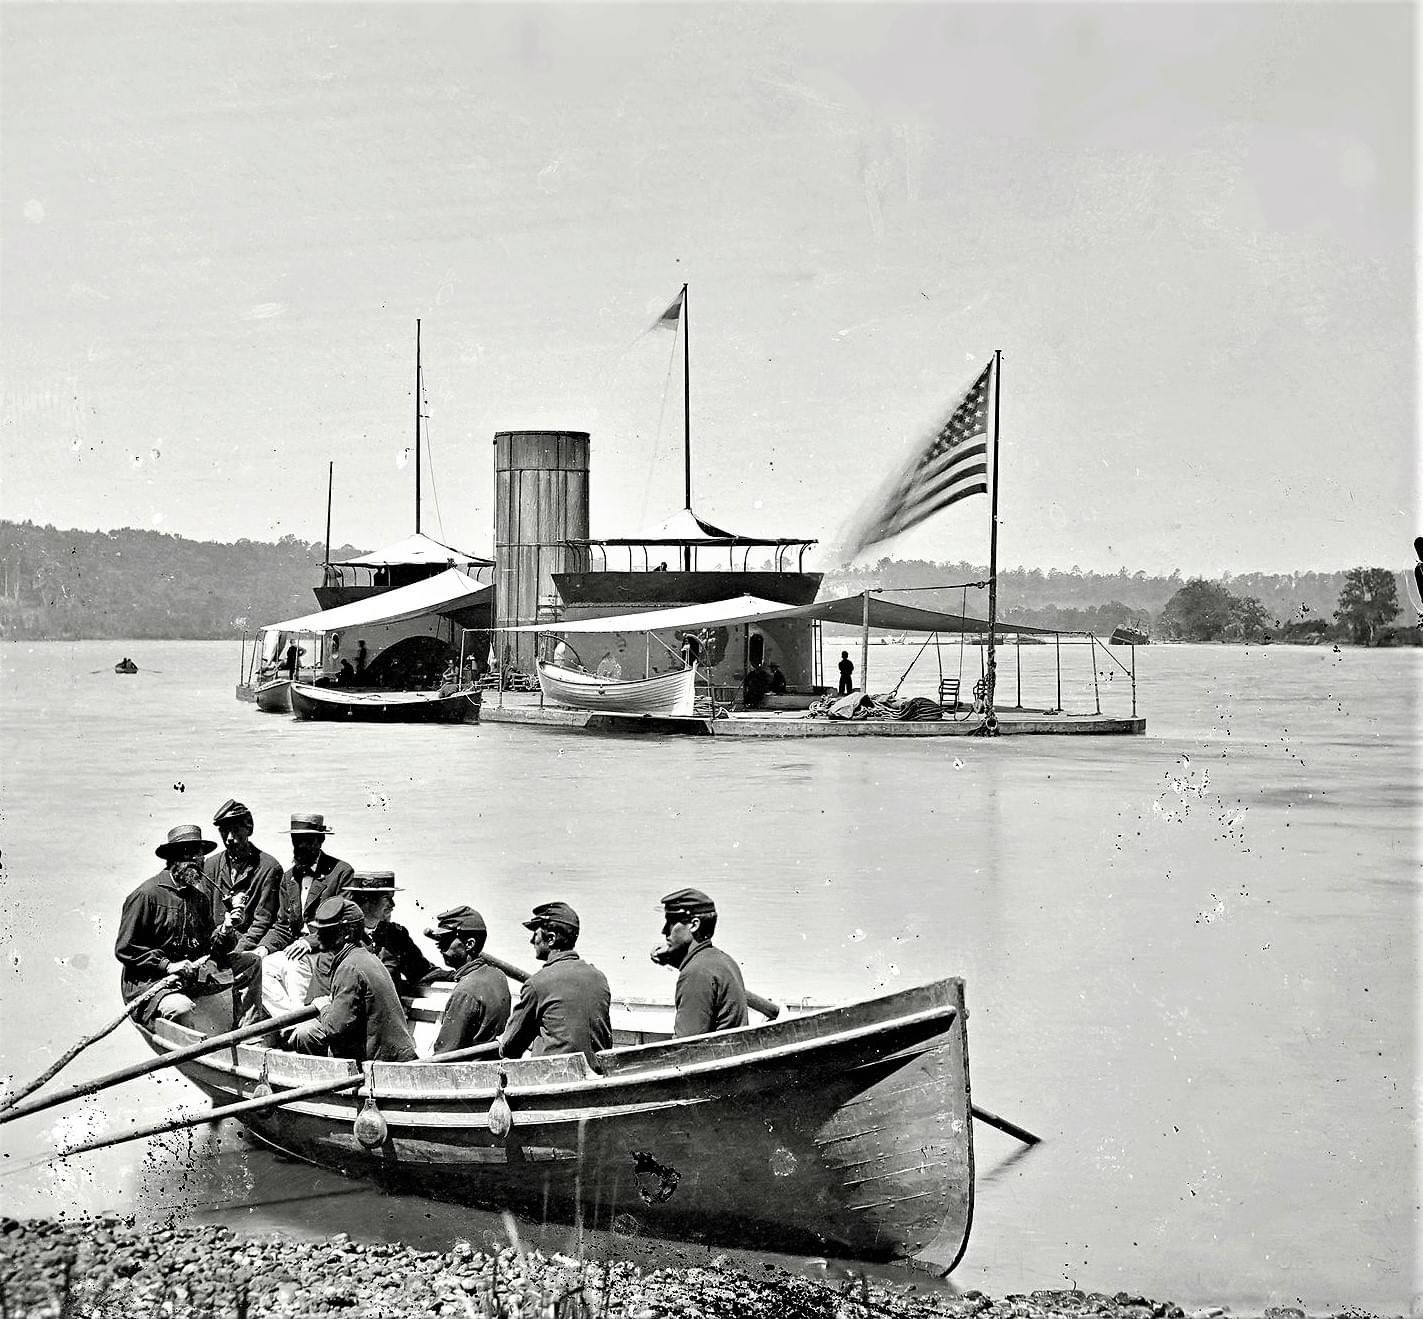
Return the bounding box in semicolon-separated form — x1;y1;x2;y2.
203;799;284;954
651;888;748;1038
115;825;264;1026
499;901;611;1066
342;871;441;996
285;898;416;1062
427;906;511;1056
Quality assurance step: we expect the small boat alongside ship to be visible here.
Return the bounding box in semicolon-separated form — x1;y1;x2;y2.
130;978;973;1267
289;681;480;724
536;659;698;717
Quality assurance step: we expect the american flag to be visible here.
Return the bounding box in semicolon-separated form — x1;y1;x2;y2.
846;358;994;558
649;289;684;333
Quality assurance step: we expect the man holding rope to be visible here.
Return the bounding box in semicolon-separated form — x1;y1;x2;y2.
114;824;264;1027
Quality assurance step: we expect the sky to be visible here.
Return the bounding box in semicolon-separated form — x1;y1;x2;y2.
1;3;1416;577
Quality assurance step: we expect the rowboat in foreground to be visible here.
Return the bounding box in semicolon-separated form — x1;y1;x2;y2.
289;682;481;724
136;978;973;1267
536;660;698;717
254;678;293;713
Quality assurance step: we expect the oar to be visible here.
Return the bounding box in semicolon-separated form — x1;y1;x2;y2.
484;954;1040;1145
0;1005;318;1126
0;975;180;1113
415;1040;502;1064
59;1072;364;1159
482;952;781;1022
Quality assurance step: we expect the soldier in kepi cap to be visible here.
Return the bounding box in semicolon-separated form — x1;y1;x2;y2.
426;906;512;1056
286;898;417;1062
204;799;284;954
342;871;441;995
499;902;611;1066
115;825;265;1026
652;888;748;1038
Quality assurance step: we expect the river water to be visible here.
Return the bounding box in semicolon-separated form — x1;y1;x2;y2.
0;640;1416;1313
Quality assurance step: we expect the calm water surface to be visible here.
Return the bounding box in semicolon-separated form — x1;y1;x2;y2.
0;640;1416;1313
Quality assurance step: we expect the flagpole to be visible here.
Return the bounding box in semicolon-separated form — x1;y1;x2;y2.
323;461;333;566
414;318;422;535
681;283;691;571
984;349;1002;734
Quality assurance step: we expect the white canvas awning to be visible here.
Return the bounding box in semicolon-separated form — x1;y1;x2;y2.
262;569;493;634
329;533;494;569
508;592;1066;637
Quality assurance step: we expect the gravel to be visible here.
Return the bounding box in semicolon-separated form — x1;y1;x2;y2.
0;1218;1391;1319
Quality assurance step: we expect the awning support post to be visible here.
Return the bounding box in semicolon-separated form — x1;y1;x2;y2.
860;590;871;695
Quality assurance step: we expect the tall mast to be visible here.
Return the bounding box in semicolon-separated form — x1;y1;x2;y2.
414;318;422;535
984;349;1002;733
681;283;691;571
323;461;333;565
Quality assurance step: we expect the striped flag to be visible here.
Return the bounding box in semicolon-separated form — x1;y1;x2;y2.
648;289;684;333
846;358;994;558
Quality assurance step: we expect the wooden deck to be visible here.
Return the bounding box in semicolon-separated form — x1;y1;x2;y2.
480;693;1144;737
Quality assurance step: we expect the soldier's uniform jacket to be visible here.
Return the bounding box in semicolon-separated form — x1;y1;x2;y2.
433;957;512;1055
673;941;748;1038
203;845;284;953
114;868;238;1003
500;951;611;1064
303;921;434;1004
370;921;437;994
268;852;355;953
296;943;417;1062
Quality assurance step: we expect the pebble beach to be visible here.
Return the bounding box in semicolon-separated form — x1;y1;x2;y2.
0;1218;1383;1319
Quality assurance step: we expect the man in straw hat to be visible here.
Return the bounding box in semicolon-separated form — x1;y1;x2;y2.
342;871;441;996
270;813;354;956
115;825;264;1026
426;906;511;1056
285;898;417;1062
651;888;748;1038
499;902;611;1066
204;799;284;954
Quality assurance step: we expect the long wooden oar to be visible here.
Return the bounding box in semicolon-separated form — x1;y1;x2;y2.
0;1005;318;1126
484;954;1040;1146
482;952;782;1022
59;1072;364;1159
0;975;180;1114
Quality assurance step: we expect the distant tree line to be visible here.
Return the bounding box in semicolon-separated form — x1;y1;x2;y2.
819;559;1418;647
0;521;364;641
1;521;1416;646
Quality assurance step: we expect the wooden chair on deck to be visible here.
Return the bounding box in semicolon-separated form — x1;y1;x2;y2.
938;677;961;716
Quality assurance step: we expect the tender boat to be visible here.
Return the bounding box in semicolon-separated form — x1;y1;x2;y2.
537;659;698;717
254;678;293;713
114;659;138;675
289;682;481;724
137;978;973;1267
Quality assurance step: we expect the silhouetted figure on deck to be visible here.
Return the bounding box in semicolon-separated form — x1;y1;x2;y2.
837;651;855;696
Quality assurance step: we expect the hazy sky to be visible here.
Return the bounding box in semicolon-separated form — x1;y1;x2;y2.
2;3;1415;576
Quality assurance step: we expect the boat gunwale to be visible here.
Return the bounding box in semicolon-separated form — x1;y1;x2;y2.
147;986;959;1104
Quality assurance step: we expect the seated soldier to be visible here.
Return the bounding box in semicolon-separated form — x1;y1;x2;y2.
286;899;417;1062
426;906;512;1055
499;902;611;1066
342;871;442;995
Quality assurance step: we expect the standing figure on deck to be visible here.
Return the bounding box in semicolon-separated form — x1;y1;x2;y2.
204;799;284;954
837;650;855;696
651;888;748;1038
427;906;512;1056
286;899;418;1062
342;871;442;995
115;825;264;1026
500;902;611;1066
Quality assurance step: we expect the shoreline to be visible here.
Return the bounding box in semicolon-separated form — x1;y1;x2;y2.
0;1219;1400;1319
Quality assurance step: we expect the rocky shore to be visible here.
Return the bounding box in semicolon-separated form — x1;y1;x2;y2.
0;1218;1376;1319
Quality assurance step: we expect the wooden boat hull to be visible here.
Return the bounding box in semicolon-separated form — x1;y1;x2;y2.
289;683;481;724
138;979;972;1266
537;660;697;717
254;679;292;712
